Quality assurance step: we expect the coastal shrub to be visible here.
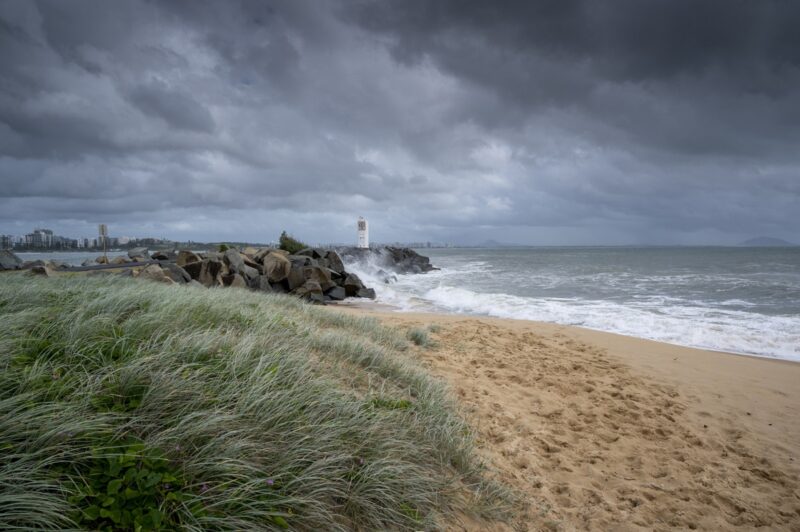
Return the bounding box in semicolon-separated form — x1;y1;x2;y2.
218;243;230;252
408;327;431;347
0;273;510;530
278;230;307;254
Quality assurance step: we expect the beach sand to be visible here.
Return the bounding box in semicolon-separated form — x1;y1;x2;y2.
331;304;800;531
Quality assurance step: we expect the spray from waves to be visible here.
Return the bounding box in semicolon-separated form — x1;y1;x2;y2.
340;253;800;361
420;285;800;361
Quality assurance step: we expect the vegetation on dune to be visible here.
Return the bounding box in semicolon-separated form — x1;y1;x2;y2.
0;273;508;530
407;327;431;347
278;231;308;255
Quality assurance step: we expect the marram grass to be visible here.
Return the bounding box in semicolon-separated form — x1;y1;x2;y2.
0;273;509;530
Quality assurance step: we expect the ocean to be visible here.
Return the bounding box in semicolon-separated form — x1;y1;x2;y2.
344;246;800;362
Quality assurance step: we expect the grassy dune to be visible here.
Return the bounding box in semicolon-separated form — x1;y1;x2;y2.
0;274;508;530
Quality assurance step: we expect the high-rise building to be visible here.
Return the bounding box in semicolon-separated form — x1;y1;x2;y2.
357;216;369;249
0;235;11;250
25;228;54;248
98;224;108;250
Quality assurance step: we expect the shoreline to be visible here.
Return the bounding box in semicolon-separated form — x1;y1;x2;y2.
329;304;800;530
331;299;799;364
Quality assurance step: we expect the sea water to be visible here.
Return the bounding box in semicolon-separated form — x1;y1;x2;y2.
343;247;800;361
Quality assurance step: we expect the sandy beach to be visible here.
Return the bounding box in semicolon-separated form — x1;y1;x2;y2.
332;305;800;531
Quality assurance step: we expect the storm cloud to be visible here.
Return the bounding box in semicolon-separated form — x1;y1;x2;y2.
1;0;798;245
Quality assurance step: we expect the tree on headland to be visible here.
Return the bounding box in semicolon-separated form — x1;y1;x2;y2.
279;231;307;254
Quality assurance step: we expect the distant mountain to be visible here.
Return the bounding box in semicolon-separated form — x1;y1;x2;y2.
738;237;796;247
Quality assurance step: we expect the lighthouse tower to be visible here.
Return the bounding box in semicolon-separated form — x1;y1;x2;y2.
357;217;369;249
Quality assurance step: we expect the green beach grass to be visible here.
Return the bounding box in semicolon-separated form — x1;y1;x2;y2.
0;273;509;530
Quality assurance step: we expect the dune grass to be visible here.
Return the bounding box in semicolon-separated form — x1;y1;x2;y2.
0;273;509;530
407;328;431;348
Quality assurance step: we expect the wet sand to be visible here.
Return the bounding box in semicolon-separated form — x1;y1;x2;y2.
331;305;800;531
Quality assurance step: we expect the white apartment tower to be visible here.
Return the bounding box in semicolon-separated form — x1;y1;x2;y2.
357;216;369;249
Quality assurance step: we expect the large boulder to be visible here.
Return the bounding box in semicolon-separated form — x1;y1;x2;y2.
161;263;191;284
325;250;345;275
242;255;262;273
111;256;130;265
21;260;48;270
248;275;274;292
182;260;203;280
287;255;313;268
96;256;108;264
0;250;22;270
128;247;148;260
151;250;176;261
176;250;201;267
184;259;225;287
292;280;324;303
262;252;291;282
305;265;336;292
223;248;244;270
325;286;346;301
343;272;366;297
137;264;175;284
29;264;55;277
219;249;257;281
356;287;376;299
221;273;247;288
296;248;324;259
287;265;307;291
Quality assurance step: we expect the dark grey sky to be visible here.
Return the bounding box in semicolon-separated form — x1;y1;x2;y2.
1;0;799;245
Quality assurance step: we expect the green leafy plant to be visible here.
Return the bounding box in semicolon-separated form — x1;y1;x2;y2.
218;243;230;252
278;231;307;254
68;440;194;531
370;397;413;410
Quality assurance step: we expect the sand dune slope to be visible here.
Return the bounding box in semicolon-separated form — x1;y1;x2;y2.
336;309;800;531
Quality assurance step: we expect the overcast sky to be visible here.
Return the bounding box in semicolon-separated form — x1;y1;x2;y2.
1;0;799;245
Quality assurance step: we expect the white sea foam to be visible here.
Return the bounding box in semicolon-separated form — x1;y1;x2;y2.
341;252;800;362
416;285;800;361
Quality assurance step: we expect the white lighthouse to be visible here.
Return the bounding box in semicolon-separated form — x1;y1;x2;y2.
357;216;369;249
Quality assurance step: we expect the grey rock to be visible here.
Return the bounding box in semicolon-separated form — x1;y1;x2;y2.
221;273;247;288
223;248;244;271
176;250;201;267
343;272;365;297
0;250;22;270
287;265;307;290
137;264;175;284
356;287;376;299
151;250;176;261
325;250;345;274
304;265;336;292
297;248;323;259
262;251;291;282
29;264;54;277
161;263;191;283
128;247;148;259
287;255;312;267
325;286;346;301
